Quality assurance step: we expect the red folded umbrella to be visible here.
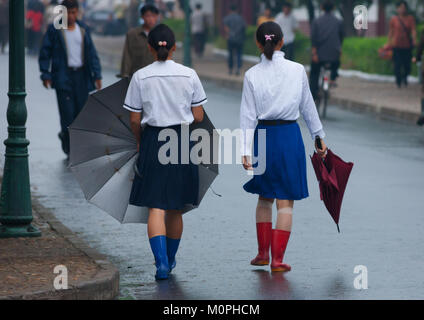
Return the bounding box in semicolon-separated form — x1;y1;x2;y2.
311;150;354;233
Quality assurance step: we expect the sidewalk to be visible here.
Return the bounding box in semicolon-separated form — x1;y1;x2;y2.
93;35;422;123
0;178;119;300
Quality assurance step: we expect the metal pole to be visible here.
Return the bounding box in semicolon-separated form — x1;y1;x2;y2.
183;0;192;67
0;0;41;238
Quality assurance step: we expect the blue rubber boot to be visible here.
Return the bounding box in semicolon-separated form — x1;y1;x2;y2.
149;236;169;280
166;237;181;272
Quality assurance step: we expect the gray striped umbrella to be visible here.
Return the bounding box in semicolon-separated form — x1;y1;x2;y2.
69;79;219;224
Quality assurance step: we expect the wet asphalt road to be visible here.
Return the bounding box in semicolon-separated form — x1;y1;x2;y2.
1;54;424;300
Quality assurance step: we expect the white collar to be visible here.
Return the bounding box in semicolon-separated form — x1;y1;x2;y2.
260;50;285;62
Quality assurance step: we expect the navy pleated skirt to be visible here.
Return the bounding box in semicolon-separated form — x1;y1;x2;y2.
243;121;309;201
129;124;199;211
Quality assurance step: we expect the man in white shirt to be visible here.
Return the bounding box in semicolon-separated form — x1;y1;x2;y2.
275;2;298;61
39;0;102;156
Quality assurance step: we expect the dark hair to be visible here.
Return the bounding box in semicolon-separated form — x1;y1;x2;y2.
396;1;408;10
196;3;202;10
256;22;283;60
230;4;238;12
62;0;79;10
148;24;176;61
141;4;159;16
322;0;334;13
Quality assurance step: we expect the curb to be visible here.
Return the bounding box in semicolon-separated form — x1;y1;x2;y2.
0;196;120;300
330;96;420;124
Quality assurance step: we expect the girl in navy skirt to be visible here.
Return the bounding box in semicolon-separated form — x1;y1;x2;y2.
240;22;328;273
123;24;207;280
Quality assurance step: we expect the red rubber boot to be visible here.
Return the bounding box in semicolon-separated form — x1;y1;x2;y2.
270;229;292;272
251;222;272;266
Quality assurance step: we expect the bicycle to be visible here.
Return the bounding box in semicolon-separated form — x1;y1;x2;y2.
316;62;332;119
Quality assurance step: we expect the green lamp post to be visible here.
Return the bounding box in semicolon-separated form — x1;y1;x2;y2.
183;0;192;67
0;0;41;238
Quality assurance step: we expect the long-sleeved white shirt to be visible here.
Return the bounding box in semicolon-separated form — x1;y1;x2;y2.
240;51;325;156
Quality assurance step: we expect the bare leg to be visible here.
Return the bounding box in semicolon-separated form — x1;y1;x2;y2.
256;196;274;223
148;208;166;239
276;200;294;231
165;210;183;239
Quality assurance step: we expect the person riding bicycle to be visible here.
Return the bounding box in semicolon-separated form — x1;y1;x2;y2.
309;0;344;101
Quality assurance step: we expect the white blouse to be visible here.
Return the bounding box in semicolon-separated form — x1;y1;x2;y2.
123;60;208;127
240;51;325;156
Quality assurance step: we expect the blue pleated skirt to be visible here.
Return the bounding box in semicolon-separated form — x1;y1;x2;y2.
243;122;309;201
129;124;199;211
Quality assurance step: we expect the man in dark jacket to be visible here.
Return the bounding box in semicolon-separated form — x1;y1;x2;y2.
309;0;344;100
39;0;102;156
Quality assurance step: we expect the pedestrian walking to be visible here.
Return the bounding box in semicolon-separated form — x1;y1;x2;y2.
257;7;274;26
388;1;417;88
123;24;208;280
309;0;344;101
26;0;44;56
120;4;159;79
39;0;102;157
223;4;246;76
275;2;298;61
240;22;327;273
414;31;424;126
191;3;208;58
0;0;9;54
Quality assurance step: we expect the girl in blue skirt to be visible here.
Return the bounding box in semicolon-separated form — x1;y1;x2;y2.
240;22;328;273
123;24;207;280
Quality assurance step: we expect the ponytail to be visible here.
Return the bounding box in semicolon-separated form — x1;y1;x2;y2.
148;24;176;62
256;22;284;61
263;41;275;60
157;46;170;61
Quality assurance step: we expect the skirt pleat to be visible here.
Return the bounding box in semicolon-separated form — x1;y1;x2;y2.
243;122;309;201
129;125;199;211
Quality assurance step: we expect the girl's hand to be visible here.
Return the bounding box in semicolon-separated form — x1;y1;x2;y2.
315;138;328;158
242;156;253;171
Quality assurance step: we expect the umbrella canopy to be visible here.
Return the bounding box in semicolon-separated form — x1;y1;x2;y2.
311;150;354;233
69;79;219;224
